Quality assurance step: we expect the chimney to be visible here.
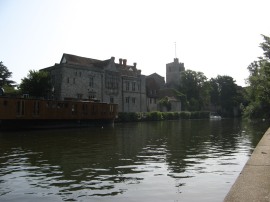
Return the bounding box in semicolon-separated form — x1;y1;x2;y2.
123;59;127;66
119;58;122;65
111;56;115;62
133;62;137;68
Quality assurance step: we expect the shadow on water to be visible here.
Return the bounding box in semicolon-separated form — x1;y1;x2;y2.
0;119;269;202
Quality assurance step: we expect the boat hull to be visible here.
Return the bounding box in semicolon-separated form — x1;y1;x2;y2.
0;97;118;129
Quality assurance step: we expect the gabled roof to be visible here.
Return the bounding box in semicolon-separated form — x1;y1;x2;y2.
147;72;164;80
59;53;141;77
60;53;110;67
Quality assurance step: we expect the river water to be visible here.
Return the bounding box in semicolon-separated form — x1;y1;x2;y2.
0;119;269;202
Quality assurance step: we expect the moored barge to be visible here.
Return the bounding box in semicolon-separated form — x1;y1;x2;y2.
0;96;118;129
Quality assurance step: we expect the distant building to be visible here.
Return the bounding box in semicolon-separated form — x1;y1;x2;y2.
146;73;165;111
42;53;147;112
166;58;185;88
146;72;181;112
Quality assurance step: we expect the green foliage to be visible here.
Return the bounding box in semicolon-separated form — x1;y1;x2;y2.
146;111;164;121
209;78;220;106
19;70;52;98
2;84;18;95
0;61;16;86
190;111;201;119
179;111;191;119
158;96;172;111
209;75;241;117
244;35;270;119
179;70;210;111
117;112;141;122
116;111;210;122
162;112;179;120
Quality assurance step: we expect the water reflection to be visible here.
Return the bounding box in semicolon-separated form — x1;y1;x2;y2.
0;119;268;202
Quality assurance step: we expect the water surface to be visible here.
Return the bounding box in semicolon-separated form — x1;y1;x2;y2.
0;119;268;202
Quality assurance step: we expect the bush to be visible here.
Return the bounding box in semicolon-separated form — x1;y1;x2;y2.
179;111;191;119
146;111;163;121
199;111;210;119
117;112;140;122
163;112;175;120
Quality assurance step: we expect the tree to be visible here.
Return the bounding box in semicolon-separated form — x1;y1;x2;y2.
209;78;220;107
0;61;16;86
244;35;270;119
19;70;52;98
210;75;239;117
179;70;210;111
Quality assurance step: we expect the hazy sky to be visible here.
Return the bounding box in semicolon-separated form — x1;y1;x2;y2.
1;0;269;86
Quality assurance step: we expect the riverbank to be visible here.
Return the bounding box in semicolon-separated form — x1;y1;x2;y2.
224;127;270;201
116;111;210;122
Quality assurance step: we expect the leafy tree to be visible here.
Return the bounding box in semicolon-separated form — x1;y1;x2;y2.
244;35;270;119
19;70;52;98
0;61;16;86
179;70;210;111
209;75;242;117
0;61;18;95
217;75;239;116
209;78;220;107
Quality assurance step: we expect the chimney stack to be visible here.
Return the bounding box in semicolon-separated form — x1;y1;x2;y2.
123;59;127;66
119;58;122;65
133;62;137;68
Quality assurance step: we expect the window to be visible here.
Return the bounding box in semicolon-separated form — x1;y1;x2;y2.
33;101;40;115
132;97;136;104
17;101;25;115
82;103;87;115
67;77;70;83
110;97;114;103
132;82;136;91
126;97;129;103
126;82;130;91
73;78;75;84
79;72;82;77
89;77;94;87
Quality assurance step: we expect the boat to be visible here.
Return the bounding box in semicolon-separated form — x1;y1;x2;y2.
210;112;222;120
0;96;118;129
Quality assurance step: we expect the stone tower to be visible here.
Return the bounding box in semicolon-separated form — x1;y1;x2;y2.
166;58;185;88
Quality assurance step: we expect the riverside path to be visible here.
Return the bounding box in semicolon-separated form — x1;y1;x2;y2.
224;127;270;202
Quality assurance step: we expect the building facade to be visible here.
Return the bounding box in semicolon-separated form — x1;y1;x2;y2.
145;73;165;111
146;72;181;112
42;53;147;113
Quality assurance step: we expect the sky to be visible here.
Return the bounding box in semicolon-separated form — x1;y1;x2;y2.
0;0;269;87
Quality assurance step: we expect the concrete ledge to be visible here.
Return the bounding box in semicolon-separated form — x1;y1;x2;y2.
224;128;270;202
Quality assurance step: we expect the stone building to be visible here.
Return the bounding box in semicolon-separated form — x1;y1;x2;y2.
145;73;165;111
42;53;147;112
146;72;181;112
166;58;185;88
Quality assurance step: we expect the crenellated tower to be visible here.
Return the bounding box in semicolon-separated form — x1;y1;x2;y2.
166;58;185;88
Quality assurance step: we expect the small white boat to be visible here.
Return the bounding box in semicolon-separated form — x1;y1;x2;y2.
210;113;222;120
